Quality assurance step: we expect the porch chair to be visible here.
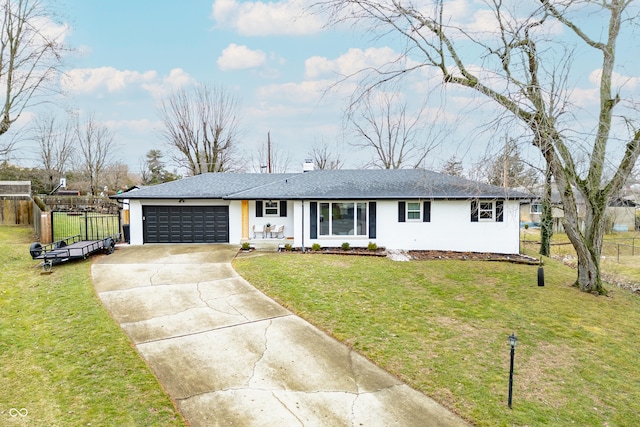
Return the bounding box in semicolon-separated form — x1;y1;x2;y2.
252;224;265;239
272;224;284;238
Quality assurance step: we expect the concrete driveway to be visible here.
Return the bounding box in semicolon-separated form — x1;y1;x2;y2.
92;244;470;427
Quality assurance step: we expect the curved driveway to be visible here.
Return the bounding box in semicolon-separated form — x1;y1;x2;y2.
92;244;470;427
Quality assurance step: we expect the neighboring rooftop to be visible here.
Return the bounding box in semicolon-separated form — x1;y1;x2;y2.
0;181;31;197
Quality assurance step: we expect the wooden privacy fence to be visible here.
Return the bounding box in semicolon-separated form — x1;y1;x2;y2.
0;196;32;225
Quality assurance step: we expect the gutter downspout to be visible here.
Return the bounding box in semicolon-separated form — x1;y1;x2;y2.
301;200;305;252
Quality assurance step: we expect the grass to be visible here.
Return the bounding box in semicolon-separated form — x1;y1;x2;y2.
0;226;184;426
233;250;640;426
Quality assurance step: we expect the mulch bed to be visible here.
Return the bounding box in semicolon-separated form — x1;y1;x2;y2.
407;250;540;264
298;247;539;264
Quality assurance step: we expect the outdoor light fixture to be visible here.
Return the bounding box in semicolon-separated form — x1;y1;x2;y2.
508;332;518;409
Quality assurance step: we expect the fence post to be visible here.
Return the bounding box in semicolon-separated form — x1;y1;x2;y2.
41;213;52;244
617;244;620;263
84;212;89;241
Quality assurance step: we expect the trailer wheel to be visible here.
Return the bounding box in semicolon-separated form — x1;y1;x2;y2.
29;242;42;259
104;237;115;254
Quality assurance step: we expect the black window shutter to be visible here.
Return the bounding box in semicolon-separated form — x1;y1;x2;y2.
256;200;263;217
310;202;318;239
471;200;478;222
398;201;406;222
496;200;504;222
423;201;431;222
369;202;377;238
280;200;287;217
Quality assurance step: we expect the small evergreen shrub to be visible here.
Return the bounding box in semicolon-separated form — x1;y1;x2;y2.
241;242;251;250
367;241;378;251
311;243;321;251
284;243;293;251
341;242;350;251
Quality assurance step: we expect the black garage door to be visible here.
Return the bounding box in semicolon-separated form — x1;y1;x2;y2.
143;206;229;243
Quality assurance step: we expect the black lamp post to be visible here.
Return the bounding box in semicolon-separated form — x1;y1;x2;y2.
508;332;518;409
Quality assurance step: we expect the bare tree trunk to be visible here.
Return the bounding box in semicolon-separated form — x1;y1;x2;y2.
564;202;605;294
539;165;552;257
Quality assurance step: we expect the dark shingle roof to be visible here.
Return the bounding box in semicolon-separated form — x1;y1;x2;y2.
113;169;532;200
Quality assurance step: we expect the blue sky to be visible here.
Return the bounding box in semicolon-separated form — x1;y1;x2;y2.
12;0;640;177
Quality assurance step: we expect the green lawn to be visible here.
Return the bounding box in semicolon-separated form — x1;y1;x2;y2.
0;226;184;426
233;251;640;426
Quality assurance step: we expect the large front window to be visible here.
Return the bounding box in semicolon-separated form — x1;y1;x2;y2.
319;202;367;236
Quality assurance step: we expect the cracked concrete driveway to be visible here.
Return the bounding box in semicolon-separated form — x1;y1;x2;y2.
92;244;470;427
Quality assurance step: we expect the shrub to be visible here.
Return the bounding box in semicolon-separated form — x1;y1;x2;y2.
241;242;251;250
341;242;350;251
284;243;293;251
367;241;378;251
311;243;321;251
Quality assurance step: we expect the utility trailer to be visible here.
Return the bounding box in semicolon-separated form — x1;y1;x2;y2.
29;234;120;272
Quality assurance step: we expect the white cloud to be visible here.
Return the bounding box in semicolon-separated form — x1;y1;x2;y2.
141;68;195;98
212;0;323;36
257;80;329;104
590;69;640;92
217;44;267;71
34;16;70;44
305;47;402;79
61;67;193;98
61;67;157;93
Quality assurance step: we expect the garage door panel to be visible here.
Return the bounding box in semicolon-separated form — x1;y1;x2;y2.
143;206;229;243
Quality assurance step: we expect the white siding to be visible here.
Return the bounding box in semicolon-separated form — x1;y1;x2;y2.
376;200;520;253
296;199;521;254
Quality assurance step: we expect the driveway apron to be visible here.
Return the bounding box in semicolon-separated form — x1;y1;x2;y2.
92;244;470;427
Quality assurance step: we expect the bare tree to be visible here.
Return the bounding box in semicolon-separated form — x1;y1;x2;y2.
315;0;640;294
0;0;66;139
347;90;440;169
307;139;343;170
159;84;242;175
103;162;134;193
75;113;116;196
440;155;464;177
30;113;74;192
